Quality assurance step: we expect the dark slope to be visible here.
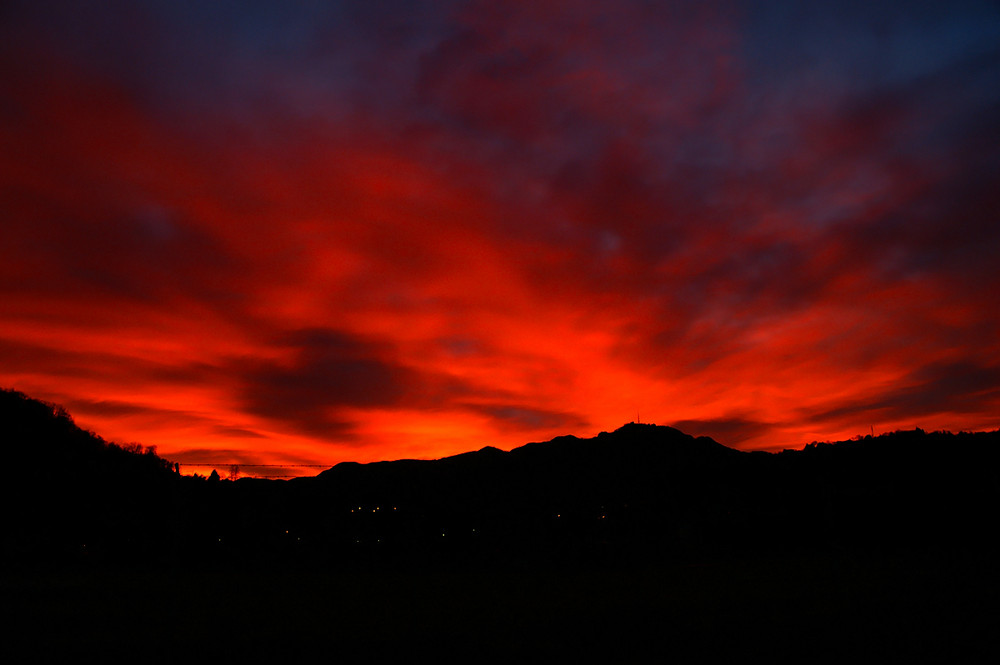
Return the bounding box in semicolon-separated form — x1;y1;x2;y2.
1;388;182;562
2;388;177;478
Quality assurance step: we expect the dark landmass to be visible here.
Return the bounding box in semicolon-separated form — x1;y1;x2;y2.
3;387;998;568
2;387;999;660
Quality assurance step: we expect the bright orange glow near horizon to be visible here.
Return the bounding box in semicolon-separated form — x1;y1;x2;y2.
3;2;1000;476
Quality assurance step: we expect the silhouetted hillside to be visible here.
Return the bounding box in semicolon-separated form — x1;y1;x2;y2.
2;388;177;478
1;388;181;562
314;423;738;507
298;423;745;565
2;388;999;569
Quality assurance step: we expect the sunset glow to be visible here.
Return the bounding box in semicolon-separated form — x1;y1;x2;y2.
3;2;999;474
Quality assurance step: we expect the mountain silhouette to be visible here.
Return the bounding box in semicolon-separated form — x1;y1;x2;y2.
314;423;739;507
3;388;999;664
2;387;999;569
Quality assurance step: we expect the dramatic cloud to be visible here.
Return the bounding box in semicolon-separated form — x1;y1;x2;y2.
2;1;999;473
234;328;427;438
806;362;1000;426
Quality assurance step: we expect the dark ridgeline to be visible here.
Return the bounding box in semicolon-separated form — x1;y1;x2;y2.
2;386;999;569
1;388;179;564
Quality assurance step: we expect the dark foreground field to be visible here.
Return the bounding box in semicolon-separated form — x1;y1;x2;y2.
3;548;997;663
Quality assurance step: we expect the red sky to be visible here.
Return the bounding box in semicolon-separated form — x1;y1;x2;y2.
2;1;1000;476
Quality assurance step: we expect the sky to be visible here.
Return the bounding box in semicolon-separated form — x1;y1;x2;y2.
2;1;999;476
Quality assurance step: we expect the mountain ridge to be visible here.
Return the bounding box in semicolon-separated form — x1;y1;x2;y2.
2;387;999;569
314;421;739;483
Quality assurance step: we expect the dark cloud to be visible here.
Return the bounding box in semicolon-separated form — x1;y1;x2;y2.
671;417;775;447
462;403;589;432
0;337;218;387
806;362;1000;426
57;399;269;443
211;426;268;439
820;48;1000;274
63;398;182;419
0;196;241;308
234;329;408;437
233;328;477;440
169;448;264;464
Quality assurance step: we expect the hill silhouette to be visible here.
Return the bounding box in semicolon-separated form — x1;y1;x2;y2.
4;388;1000;661
1;388;182;562
2;387;999;568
